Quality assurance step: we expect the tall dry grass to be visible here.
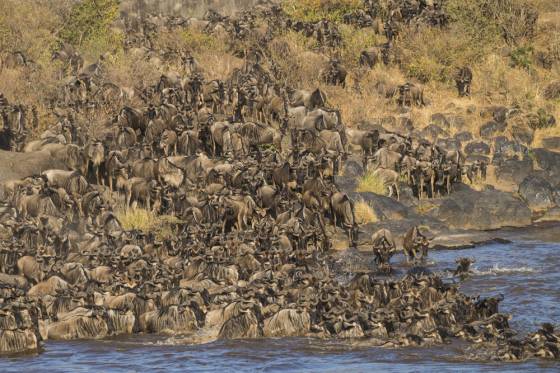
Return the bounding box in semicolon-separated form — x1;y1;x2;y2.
354;200;378;224
116;207;183;240
356;172;386;195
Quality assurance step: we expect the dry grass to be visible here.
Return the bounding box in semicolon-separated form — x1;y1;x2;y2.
356;172;386;195
282;0;363;22
116;207;183;240
354;200;378;224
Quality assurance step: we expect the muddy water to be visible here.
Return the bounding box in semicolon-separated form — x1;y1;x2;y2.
2;228;560;372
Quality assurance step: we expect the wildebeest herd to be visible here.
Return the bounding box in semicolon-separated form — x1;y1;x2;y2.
0;1;558;362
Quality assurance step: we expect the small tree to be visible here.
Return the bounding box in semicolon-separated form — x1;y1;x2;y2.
60;0;121;57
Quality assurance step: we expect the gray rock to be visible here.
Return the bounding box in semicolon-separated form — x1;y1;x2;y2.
493;158;533;184
480;106;509;123
349;192;412;221
421;124;449;142
431;113;450;128
448;115;467;131
480;120;506;138
465;141;491;156
430;188;532;230
436;138;461;152
342;159;363;179
510;125;534;145
454;131;473;143
541;137;560;152
518;175;556;211
493;136;528;159
466;155;490;164
531;148;560;184
334;176;357;194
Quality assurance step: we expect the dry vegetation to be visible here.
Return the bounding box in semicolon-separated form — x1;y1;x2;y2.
0;0;558;176
116;207;183;240
354;200;378;224
356;172;386;195
275;0;560;143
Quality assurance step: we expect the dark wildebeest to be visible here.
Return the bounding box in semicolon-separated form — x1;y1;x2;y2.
454;67;472;97
403;226;430;262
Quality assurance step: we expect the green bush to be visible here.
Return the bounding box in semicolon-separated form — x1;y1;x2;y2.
282;0;363;23
60;0;121;57
445;0;538;46
510;46;534;70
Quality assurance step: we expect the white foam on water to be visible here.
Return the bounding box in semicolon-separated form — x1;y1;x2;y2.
472;264;537;276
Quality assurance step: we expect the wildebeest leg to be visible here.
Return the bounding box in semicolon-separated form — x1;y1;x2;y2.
430;174;435;199
126;188;132;208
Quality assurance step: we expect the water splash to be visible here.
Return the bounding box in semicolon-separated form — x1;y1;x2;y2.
472;264;537;276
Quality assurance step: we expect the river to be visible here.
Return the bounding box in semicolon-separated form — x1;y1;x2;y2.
2;227;560;372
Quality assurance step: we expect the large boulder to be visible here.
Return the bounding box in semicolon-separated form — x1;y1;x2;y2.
436;138;461;152
430;188;532;230
342;159;364;179
510;125;534;145
493;137;528;160
334;175;358;194
349;192;412;221
465;141;491;156
541;137;560;152
421;124;449;142
0;149;67;183
454;131;473;143
480;106;509;123
448;115;467;131
430;113;450;128
531;148;560;185
518;175;556;211
480;121;506;138
493;158;533;185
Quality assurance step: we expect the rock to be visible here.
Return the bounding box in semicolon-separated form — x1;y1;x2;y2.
431;113;450;128
531;148;560;184
349;192;412;221
493;137;528;159
454;131;473;143
342;159;363;178
0;149;68;183
421;124;449;142
480;120;506;138
436;138;461;152
493;158;533;184
464;141;491;156
518;175;556;211
466;155;490;164
541;137;560;152
535;207;560;223
510;125;534;145
334;175;357;194
480;106;509;123
448;115;467;131
430;188;532;230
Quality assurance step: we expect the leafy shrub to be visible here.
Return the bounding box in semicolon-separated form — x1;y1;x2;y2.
339;24;379;68
60;0;122;58
510;46;534;70
282;0;363;22
530;109;557;130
